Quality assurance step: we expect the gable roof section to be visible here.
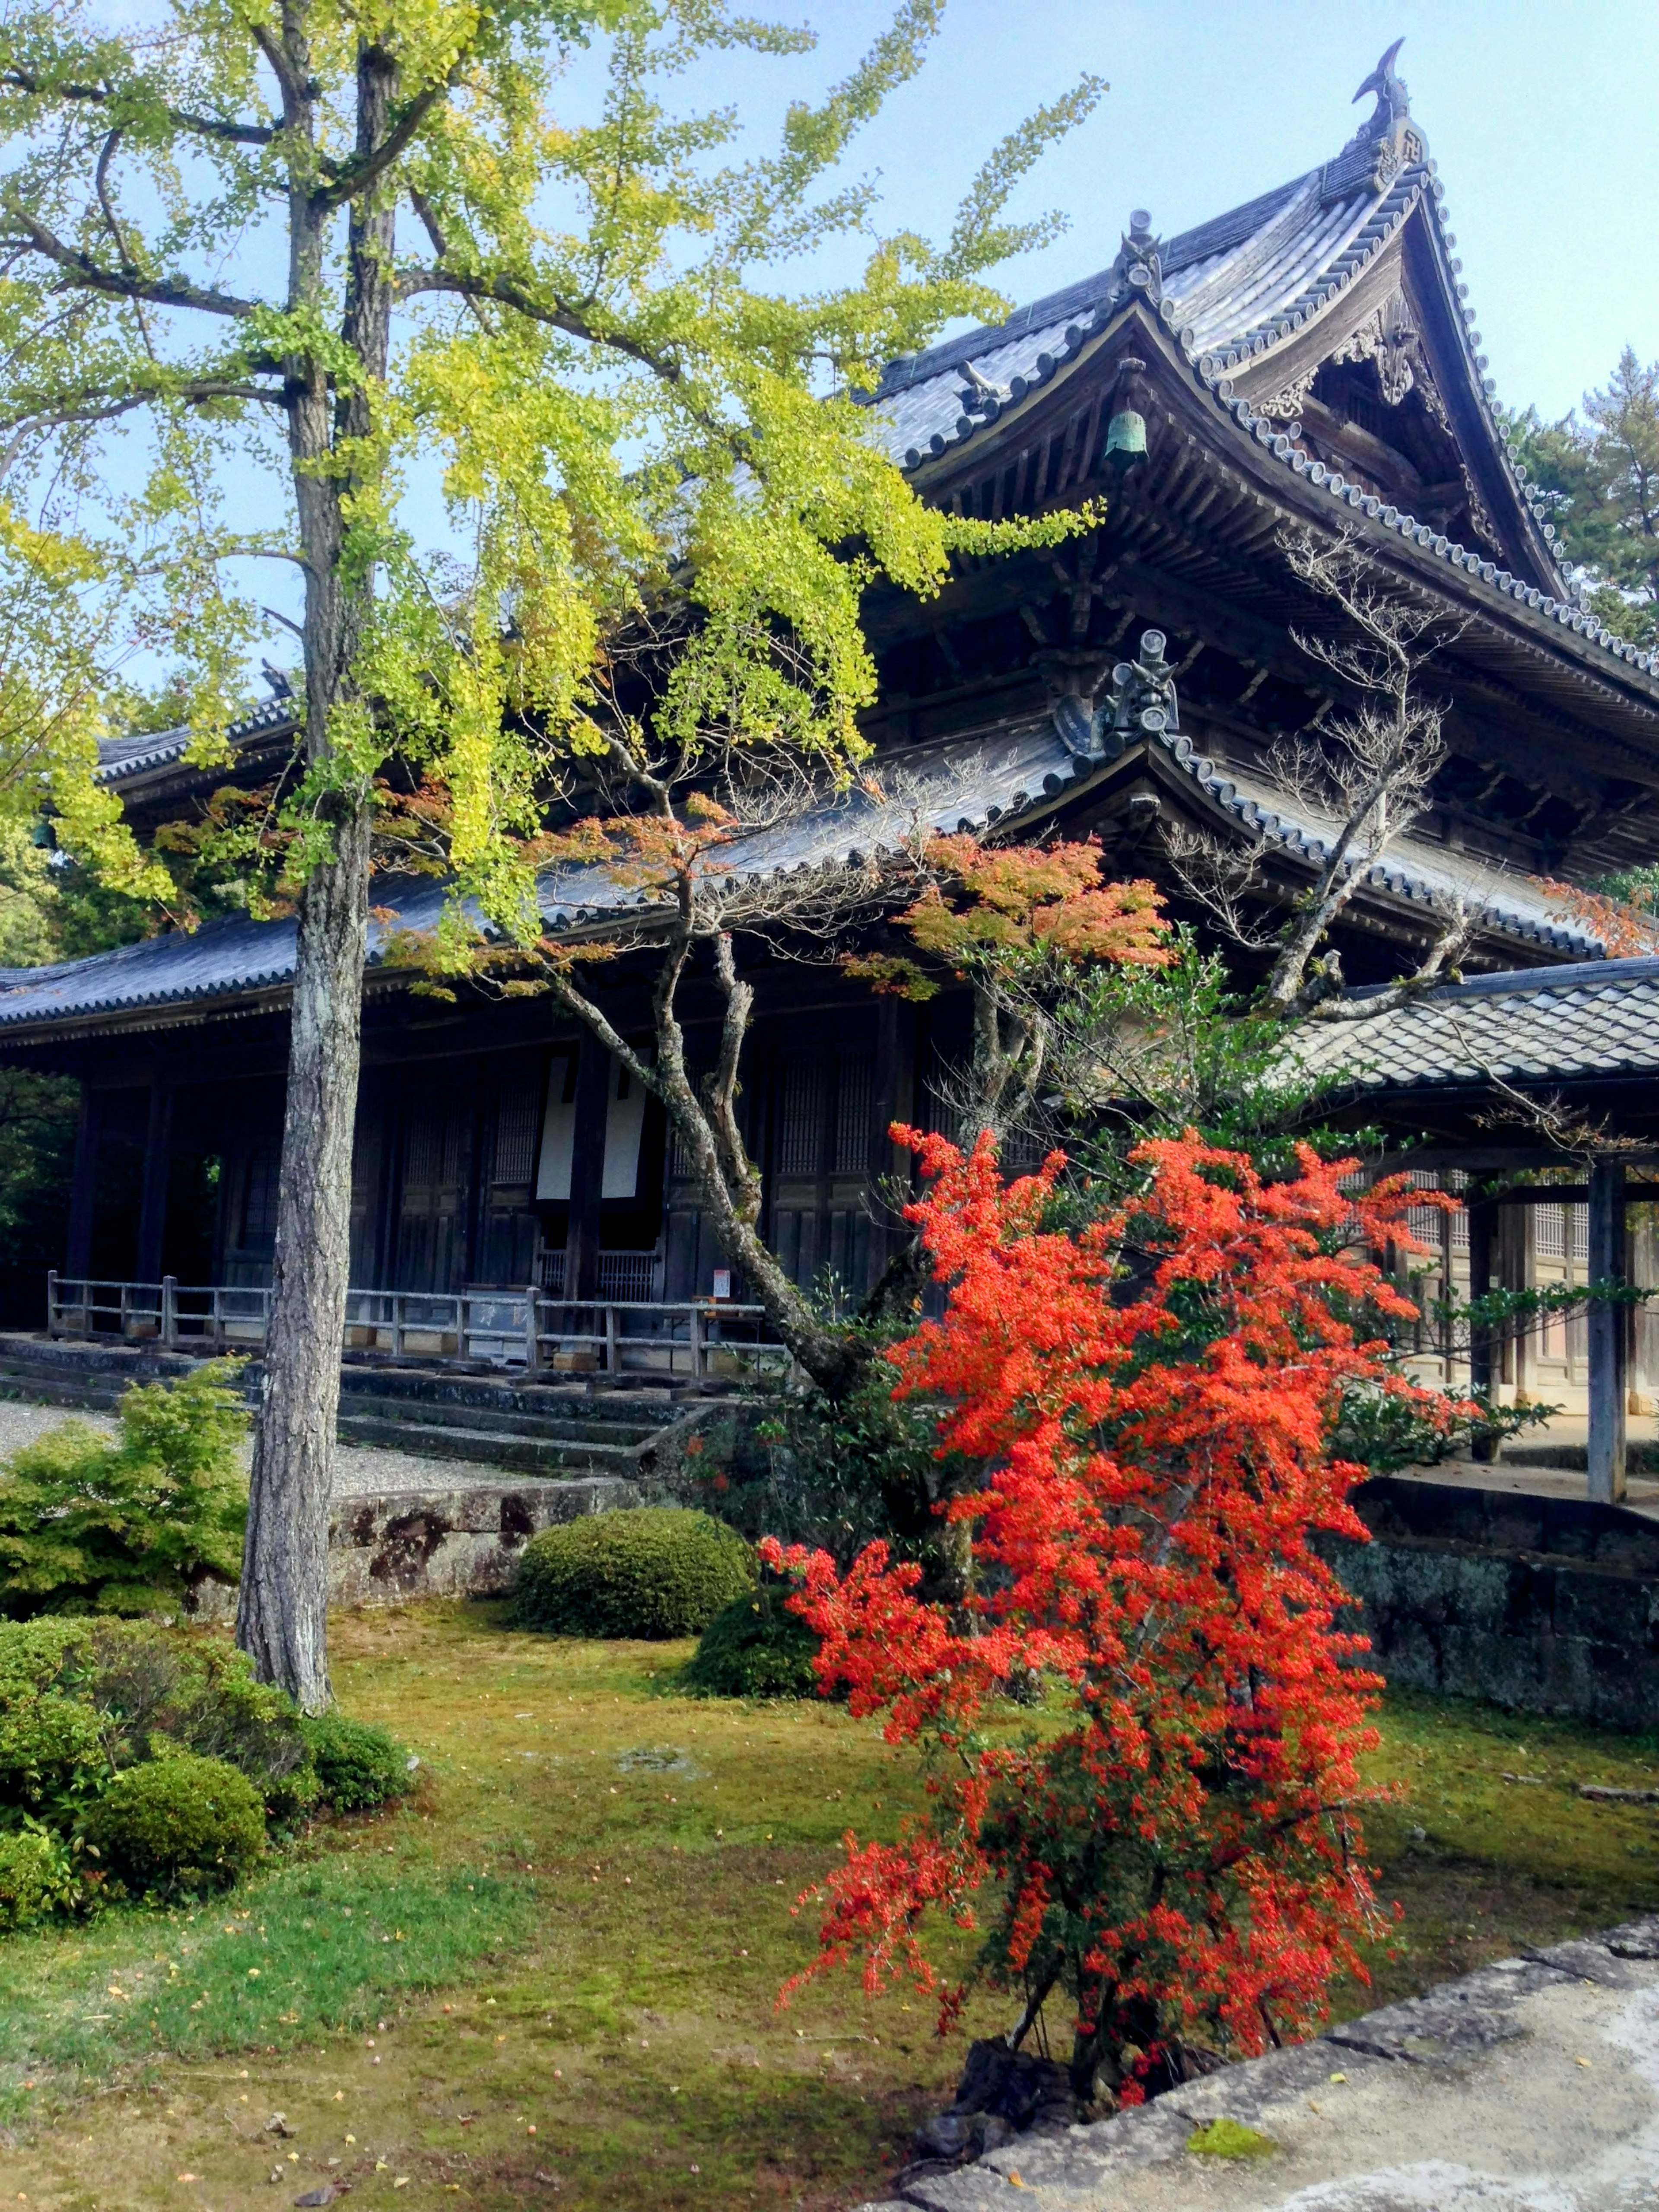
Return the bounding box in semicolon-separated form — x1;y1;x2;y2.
95;696;298;791
1292;956;1659;1093
862;58;1659;696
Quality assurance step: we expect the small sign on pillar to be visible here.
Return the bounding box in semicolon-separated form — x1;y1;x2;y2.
712;1269;732;1300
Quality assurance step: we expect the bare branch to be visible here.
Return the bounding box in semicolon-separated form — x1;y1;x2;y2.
1260;528;1459;1011
1;200;260;318
0;67;275;146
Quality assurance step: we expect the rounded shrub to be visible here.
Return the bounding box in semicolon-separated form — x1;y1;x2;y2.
302;1713;413;1812
514;1508;754;1640
682;1582;821;1699
85;1753;265;1895
0;1826;74;1930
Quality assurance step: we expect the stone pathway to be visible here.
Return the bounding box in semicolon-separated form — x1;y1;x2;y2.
0;1393;513;1497
856;1922;1659;2211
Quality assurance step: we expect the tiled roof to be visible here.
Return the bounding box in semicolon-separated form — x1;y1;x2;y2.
861;105;1659;693
1293;956;1659;1093
0;715;1607;1038
1148;729;1600;958
95;697;298;788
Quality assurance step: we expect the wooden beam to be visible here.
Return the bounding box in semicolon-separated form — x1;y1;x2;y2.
64;1085;99;1279
1493;1185;1659;1204
1587;1157;1628;1506
1468;1197;1496;1463
134;1080;172;1284
564;1036;610;1304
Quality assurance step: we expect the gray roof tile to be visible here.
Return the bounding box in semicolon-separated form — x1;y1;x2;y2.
1294;956;1659;1093
0;714;1608;1038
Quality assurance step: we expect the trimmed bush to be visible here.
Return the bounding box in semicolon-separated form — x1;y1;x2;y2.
84;1752;265;1895
0;1363;248;1619
0;1826;75;1930
514;1508;754;1639
88;1621;316;1828
302;1714;413;1812
682;1582;821;1699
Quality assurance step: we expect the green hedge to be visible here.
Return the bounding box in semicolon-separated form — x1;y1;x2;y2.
514;1508;754;1639
302;1714;414;1812
0;1826;76;1931
85;1752;266;1896
0;1618;416;1926
0;1363;248;1618
681;1581;821;1699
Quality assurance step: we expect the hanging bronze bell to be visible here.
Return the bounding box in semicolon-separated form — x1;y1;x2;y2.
1103;408;1147;467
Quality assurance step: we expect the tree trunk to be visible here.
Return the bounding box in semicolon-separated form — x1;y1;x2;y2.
236;805;371;1710
237;33;394;1706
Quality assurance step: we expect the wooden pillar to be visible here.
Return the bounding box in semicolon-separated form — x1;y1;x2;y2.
564;1036;610;1303
871;999;918;1271
1587;1157;1628;1505
65;1084;100;1280
1468;1197;1495;1462
134;1080;173;1284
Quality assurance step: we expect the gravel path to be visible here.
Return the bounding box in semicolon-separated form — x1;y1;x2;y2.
0;1394;528;1495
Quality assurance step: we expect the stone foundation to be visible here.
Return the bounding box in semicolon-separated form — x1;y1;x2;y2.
1325;1474;1659;1731
188;1472;639;1619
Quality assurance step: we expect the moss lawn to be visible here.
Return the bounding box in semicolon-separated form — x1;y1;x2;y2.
0;1604;1653;2212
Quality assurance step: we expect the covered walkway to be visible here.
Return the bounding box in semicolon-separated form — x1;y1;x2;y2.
1299;954;1659;1505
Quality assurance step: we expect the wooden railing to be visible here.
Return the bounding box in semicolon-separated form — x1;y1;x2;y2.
45;1273;786;1384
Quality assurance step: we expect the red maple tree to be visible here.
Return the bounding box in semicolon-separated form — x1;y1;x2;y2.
766;1129;1457;2103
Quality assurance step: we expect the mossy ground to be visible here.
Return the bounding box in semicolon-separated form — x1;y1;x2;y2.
0;1606;1653;2212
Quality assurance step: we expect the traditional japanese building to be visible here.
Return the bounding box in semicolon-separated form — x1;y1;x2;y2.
5;50;1659;1408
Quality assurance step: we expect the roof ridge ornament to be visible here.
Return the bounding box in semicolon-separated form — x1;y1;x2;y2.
1037;629;1180;763
1321;39;1424;205
1352;38;1410;139
1115;210;1163;310
956;358;1012;411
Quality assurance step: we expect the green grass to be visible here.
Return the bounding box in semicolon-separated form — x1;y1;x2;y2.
0;1606;1655;2212
0;1847;534;2129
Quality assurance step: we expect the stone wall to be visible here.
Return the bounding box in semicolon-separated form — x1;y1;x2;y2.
188;1473;639;1620
1325;1476;1659;1732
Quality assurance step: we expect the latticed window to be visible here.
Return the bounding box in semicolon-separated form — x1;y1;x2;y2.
778;1055;823;1177
1535;1204;1587;1263
242;1148;280;1243
493;1077;540;1186
833;1050;873;1175
598;1252;657;1300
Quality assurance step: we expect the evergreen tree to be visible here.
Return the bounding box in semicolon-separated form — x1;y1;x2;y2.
1508;349;1659;645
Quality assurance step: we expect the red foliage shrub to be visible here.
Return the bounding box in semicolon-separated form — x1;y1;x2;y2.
766;1130;1458;2100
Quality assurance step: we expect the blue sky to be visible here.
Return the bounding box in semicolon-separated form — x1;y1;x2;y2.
729;0;1658;420
89;2;1659;682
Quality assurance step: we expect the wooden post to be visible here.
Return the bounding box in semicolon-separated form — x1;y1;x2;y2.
46;1267;58;1337
134;1079;173;1285
604;1303;619;1376
64;1085;99;1280
161;1275;178;1351
1468;1198;1495;1461
1588;1157;1628;1505
565;1037;610;1303
690;1301;706;1383
524;1284;541;1375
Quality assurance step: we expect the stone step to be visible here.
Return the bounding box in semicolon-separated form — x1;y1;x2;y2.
336;1361;688;1424
334;1389;661;1447
0;1369;127;1413
335;1411;648;1475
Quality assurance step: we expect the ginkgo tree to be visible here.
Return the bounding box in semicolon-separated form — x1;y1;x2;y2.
0;0;1102;1705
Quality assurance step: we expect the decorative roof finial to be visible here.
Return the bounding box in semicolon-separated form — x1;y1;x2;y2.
1352;38;1409;138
